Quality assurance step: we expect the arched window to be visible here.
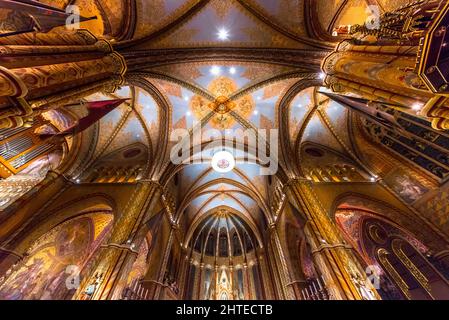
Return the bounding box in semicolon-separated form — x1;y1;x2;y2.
367;222;449;300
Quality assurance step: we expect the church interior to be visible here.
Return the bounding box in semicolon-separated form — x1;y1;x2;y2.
0;0;449;301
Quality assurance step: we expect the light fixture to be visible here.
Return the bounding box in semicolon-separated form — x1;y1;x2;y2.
76;179;80;184
370;176;377;182
211;150;235;173
319;72;326;80
184;96;189;101
253;110;259;115
217;28;230;41
210;66;221;75
412;102;423;111
229;67;236;75
186;111;192;116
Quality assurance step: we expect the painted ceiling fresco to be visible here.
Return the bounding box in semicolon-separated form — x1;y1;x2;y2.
81;86;157;170
247;0;306;35
289;87;358;163
36;0;412;44
178;156;268;228
34;0;416;229
134;0;193;39
68;0;367;229
133;0;308;49
2;0;445;303
150;62;298;133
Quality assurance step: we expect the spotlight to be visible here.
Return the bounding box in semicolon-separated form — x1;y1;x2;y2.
412;103;423;111
210;66;221;75
217;28;230;41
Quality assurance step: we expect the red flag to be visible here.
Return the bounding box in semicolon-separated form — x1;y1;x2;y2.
41;98;128;138
319;92;412;138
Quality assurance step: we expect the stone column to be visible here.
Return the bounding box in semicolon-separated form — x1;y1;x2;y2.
214;264;219;300
73;181;162;300
228;265;234;300
178;253;190;299
321;1;449;130
0;29;126;129
322;41;431;106
268;224;296;300
242;264;252;300
265;239;284;299
286;179;381;300
153;225;177;300
256;250;274;299
196;263;204;300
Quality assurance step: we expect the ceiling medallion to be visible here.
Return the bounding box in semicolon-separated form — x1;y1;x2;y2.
208;96;236;114
211;150;235;173
190;77;255;130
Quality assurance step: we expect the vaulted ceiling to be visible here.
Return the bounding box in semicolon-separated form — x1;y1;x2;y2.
42;0;410;235
38;0;409;44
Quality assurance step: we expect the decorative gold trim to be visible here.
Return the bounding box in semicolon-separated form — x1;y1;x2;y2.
377;248;411;300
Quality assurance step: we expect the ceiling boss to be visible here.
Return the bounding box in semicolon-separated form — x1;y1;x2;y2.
190;76;255;130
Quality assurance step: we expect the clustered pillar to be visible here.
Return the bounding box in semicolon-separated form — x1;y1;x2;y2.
286;179;380;300
0;29;126;129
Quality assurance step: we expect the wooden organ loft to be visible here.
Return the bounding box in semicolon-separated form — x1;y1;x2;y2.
0;116;65;210
0;116;64;178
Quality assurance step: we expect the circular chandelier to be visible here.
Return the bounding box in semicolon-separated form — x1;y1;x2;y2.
211;150;235;173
